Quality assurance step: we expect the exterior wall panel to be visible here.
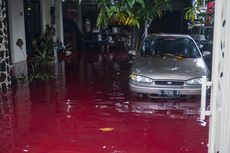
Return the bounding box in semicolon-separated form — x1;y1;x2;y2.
0;0;11;92
7;0;27;63
209;0;230;152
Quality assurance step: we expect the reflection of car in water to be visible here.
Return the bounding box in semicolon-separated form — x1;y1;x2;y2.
113;100;200;115
129;34;210;98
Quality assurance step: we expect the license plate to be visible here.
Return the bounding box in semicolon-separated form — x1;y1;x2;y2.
158;90;180;97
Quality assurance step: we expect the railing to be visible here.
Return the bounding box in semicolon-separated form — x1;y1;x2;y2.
200;76;212;121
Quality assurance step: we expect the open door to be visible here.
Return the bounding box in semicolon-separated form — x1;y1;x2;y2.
24;0;41;55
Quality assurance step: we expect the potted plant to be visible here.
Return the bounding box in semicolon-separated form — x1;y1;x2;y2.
28;24;55;81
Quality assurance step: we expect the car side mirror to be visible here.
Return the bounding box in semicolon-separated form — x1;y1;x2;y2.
202;51;211;58
128;50;137;63
199;43;204;49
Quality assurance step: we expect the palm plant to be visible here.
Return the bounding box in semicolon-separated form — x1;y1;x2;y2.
31;47;54;67
29;25;55;81
97;0;171;50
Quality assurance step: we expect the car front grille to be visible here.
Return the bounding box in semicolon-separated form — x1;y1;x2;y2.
155;81;184;86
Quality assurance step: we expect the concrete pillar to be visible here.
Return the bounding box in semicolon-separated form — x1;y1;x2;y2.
40;0;52;32
209;0;230;153
55;0;64;43
7;0;28;79
76;4;83;33
0;0;11;92
41;0;64;43
7;0;27;63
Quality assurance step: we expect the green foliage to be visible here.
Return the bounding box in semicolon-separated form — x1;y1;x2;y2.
29;66;54;81
31;49;54;67
184;0;214;25
29;24;55;81
96;0;171;29
184;0;203;22
93;0;171;51
75;0;171;51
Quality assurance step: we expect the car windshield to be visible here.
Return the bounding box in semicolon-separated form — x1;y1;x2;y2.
140;36;201;58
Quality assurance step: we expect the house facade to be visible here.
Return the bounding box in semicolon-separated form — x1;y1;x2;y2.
0;0;64;91
1;0;230;152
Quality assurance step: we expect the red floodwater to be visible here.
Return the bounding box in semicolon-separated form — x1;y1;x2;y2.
0;51;208;153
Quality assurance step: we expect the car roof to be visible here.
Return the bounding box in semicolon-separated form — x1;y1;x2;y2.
148;33;192;39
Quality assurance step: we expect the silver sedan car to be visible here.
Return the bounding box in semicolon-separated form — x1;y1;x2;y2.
129;34;210;98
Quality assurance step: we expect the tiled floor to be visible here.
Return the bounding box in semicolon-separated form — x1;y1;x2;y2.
0;51;208;153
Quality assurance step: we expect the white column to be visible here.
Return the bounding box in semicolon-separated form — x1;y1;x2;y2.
76;4;83;33
55;0;64;43
40;0;52;32
7;0;27;63
41;0;64;42
209;0;230;153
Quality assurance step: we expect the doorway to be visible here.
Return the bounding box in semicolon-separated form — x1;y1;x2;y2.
24;0;41;55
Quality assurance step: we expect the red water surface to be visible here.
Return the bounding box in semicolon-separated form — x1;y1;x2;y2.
0;51;208;153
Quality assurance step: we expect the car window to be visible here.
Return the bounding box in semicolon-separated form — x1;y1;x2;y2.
140;37;155;56
140;36;201;58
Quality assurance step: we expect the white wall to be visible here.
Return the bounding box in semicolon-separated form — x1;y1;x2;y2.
41;0;64;43
55;0;64;43
208;0;230;153
7;0;27;63
40;0;52;32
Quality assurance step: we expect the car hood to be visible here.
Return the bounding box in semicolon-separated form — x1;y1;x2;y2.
132;56;208;80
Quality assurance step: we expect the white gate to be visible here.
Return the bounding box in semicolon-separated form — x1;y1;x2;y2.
201;0;230;152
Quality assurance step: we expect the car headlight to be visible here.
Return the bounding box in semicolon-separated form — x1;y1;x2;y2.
130;73;153;83
186;78;202;85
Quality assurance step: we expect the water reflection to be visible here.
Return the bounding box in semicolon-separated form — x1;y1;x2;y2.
63;52;202;117
95;98;200;117
0;92;16;153
0;51;208;153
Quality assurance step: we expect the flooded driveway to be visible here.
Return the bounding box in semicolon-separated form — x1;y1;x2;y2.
0;51;208;153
